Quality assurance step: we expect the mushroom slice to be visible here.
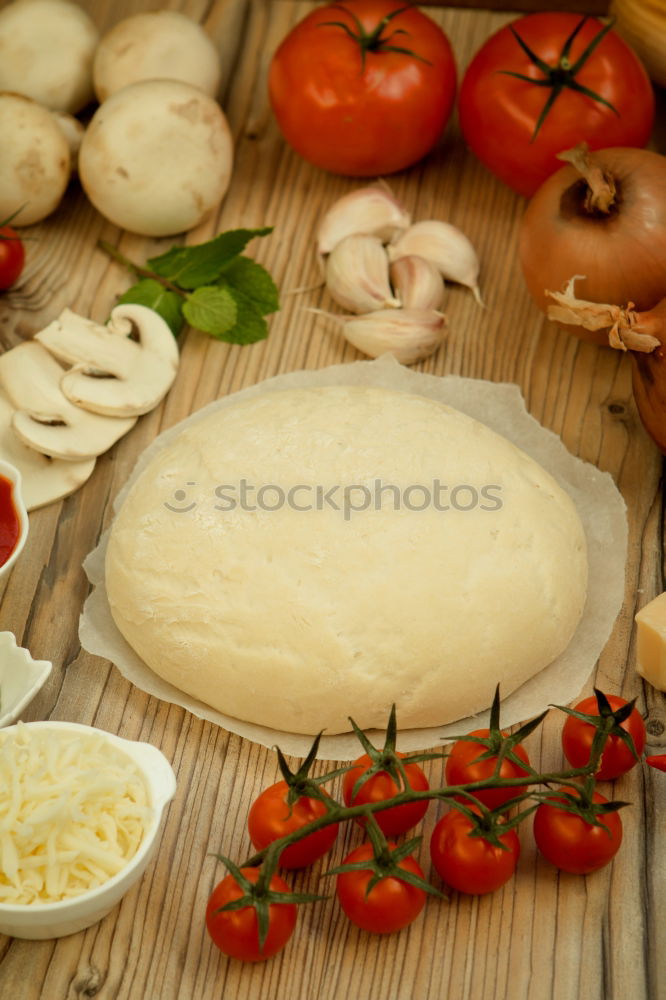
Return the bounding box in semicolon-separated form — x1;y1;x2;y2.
36;304;180;418
0;342;136;461
0;386;95;510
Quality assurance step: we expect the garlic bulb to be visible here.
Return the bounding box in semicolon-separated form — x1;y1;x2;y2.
325;234;400;313
389;255;445;311
388;220;483;305
316;186;411;257
313;308;447;365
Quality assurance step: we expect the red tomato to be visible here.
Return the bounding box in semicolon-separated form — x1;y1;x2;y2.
335;842;426;933
247;781;339;869
268;0;457;176
205;867;297;962
429;808;520;895
459;13;655;197
0;225;25;290
342;752;429;835
445;730;530;811
561;694;646;781
533;788;623;874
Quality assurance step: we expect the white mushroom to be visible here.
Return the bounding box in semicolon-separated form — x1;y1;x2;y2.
0;0;98;114
78;79;234;237
36;304;180;418
52;111;85;172
0;342;136;461
93;10;221;103
0;386;95;510
0;93;71;226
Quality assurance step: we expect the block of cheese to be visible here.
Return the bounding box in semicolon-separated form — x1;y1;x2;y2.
105;385;588;735
635;592;666;690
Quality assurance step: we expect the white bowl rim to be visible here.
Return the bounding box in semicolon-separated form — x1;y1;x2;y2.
0;720;176;913
0;632;53;728
0;459;29;575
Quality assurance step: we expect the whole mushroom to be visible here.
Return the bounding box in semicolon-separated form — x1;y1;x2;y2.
78;79;234;237
0;93;71;226
93;10;222;102
0;0;98;114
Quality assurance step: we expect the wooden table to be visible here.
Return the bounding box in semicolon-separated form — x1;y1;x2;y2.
1;2;664;998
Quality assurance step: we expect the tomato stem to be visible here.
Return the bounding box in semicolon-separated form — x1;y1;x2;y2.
319;4;431;72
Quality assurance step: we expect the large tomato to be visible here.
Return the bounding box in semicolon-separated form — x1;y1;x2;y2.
458;13;655;197
342;751;430;835
205;867;297;962
268;0;457;176
429;808;520;895
335;842;427;933
561;694;646;781
0;224;25;290
247;781;339;869
533;788;623;874
445;730;530;812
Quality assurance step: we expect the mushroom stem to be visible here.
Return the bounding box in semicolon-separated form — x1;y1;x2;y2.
98;240;187;298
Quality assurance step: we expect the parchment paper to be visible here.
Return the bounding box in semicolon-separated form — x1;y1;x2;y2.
80;355;627;760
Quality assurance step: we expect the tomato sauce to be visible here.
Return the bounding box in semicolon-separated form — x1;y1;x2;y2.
0;475;20;567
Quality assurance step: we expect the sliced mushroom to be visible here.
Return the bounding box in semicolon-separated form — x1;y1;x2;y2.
36;304;180;418
0;342;136;461
0;386;95;510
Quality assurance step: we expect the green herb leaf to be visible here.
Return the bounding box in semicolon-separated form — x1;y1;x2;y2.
217;287;270;345
219;256;280;316
182;285;237;336
149;228;274;289
117;279;184;336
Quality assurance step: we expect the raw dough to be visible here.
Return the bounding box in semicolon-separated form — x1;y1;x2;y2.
105;385;588;734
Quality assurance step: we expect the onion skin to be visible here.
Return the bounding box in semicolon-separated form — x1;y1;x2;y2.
630;302;666;453
519;147;666;346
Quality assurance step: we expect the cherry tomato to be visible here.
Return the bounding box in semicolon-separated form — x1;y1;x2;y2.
561;694;646;781
445;730;530;811
429;808;520;895
268;0;457;176
459;13;655;197
533;788;623;874
335;842;426;933
0;225;25;290
247;781;339;869
205;867;297;962
342;752;429;835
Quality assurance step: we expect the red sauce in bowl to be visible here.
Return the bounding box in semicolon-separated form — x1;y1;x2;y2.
0;475;20;567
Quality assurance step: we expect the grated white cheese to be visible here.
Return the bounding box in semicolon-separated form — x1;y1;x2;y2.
0;724;150;904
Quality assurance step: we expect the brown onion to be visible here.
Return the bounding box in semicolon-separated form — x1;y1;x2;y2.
519;145;666;346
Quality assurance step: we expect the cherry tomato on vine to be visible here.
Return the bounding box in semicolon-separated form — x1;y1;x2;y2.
429;808;520;895
0;224;25;290
445;729;530;812
268;0;457;176
458;13;655;197
342;752;430;836
205;867;297;962
561;694;646;781
247;781;339;869
533;788;623;874
335;842;427;933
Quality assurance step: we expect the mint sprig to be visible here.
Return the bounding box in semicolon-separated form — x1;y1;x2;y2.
100;227;278;344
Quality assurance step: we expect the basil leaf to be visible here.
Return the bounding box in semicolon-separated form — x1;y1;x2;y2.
182;285;237;335
116;279;183;336
219;256;279;316
149;228;273;289
216;287;270;345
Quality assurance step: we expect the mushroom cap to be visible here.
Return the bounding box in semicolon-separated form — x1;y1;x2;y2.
94;10;221;103
78;79;234;237
0;0;98;114
0;92;71;226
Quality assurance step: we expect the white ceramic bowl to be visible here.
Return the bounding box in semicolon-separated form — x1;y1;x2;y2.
0;632;52;728
0;459;28;579
0;722;176;939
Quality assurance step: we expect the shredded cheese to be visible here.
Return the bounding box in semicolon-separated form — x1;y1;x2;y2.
0;724;150;904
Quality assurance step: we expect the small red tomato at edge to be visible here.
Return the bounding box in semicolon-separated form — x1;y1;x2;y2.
0;225;25;290
342;752;430;836
430;807;520;895
247;780;339;869
561;694;646;780
533;788;623;874
445;729;530;811
205;867;297;962
335;842;427;934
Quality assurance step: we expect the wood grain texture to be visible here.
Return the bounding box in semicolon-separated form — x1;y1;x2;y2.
0;2;664;999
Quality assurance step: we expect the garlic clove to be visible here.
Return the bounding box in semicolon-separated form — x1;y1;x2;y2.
325;234;400;314
316;186;411;257
313;308;447;365
389;254;445;311
388;220;483;305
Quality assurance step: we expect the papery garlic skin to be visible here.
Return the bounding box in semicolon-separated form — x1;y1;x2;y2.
317;186;411;257
325;234;400;314
390;254;445;311
336;308;447;365
389;220;483;305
